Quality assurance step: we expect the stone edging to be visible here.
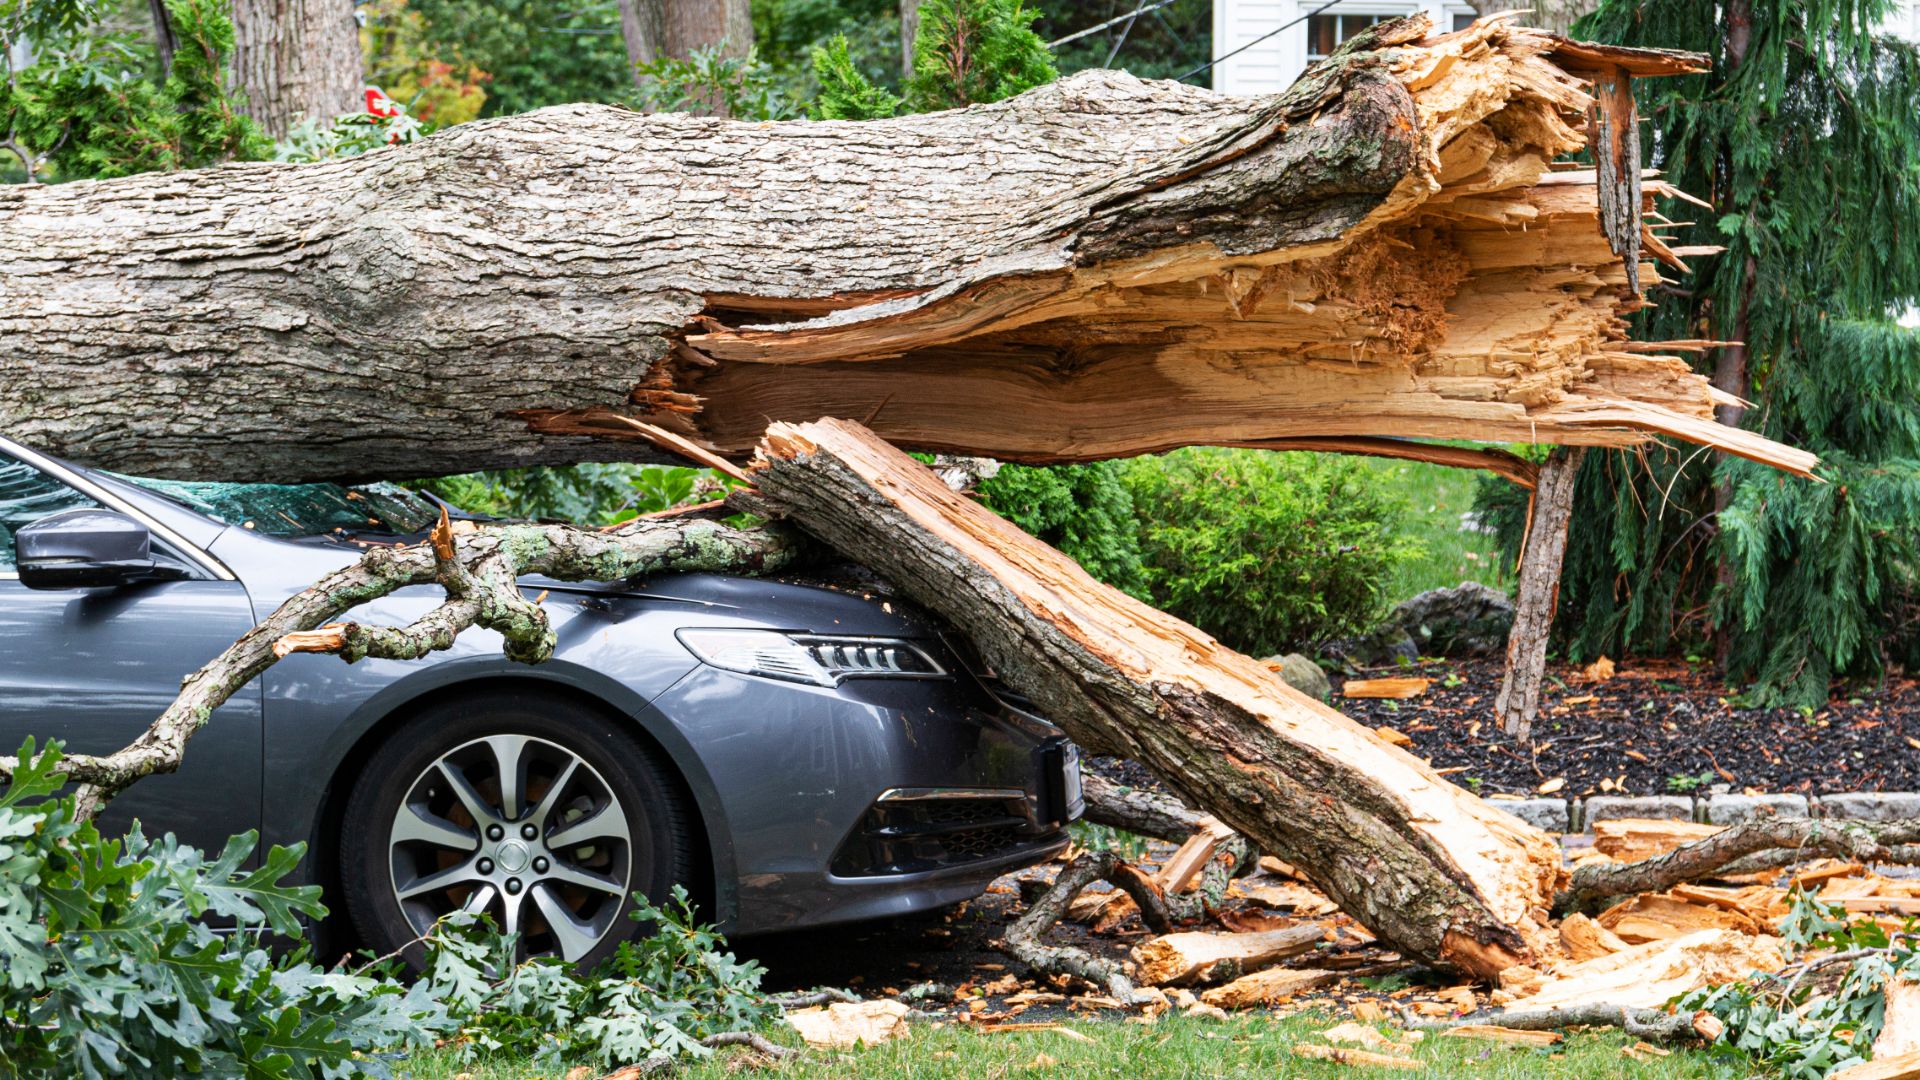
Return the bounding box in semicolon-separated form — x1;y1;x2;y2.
1487;792;1920;833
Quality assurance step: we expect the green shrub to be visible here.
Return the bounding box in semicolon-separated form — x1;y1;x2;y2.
1120;448;1421;656
0;739;772;1078
974;461;1148;597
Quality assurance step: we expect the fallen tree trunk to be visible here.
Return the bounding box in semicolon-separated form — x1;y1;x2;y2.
2;17;1810;486
743;417;1564;978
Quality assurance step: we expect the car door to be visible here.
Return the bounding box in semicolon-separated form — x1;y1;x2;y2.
0;449;262;854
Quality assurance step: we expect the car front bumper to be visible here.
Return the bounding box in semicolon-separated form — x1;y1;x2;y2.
647;663;1080;935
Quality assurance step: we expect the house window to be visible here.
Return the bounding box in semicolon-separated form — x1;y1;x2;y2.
1306;13;1390;60
1452;12;1477;31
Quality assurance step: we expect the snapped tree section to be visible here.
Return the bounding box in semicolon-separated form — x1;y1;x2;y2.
2;17;1812;484
743;417;1564;979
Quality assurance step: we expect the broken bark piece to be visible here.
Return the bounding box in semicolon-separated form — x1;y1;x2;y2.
784;1000;912;1048
1557;913;1632;961
6;20;1813;491
1325;1021;1416;1053
748;418;1564;977
1596;893;1762;943
1292;1043;1424;1071
1834;1050;1920;1080
1590;819;1724;862
1344;679;1432;700
1874;980;1920;1059
1131;926;1327;987
1205;966;1340;1009
1509;929;1784;1011
1441;1025;1563;1047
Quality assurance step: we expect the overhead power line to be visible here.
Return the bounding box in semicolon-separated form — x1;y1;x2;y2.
1176;0;1340;82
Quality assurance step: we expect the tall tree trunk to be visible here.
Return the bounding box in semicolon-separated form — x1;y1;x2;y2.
1710;0;1756;664
901;0;923;79
229;0;362;138
0;19;1808;487
1467;0;1600;37
1496;446;1588;741
617;0;754;83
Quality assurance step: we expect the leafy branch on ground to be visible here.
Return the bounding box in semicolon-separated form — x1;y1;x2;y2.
0;740;778;1079
1678;890;1920;1079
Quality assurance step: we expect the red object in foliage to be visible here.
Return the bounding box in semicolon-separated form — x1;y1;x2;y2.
364;88;399;119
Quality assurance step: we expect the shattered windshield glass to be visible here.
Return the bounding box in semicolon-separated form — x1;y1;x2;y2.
117;476;444;538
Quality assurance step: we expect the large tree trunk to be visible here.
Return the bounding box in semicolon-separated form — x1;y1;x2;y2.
617;0;753;80
0;17;1810;485
229;0;363;138
743;418;1564;978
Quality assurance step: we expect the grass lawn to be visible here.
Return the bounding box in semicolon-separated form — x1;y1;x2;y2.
1349;455;1513;605
394;1011;1721;1078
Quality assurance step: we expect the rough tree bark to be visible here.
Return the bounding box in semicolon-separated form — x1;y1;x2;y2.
1495;445;1588;740
742;417;1566;979
229;0;363;138
0;17;1811;486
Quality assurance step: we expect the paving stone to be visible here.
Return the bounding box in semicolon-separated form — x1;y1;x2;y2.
1494;798;1570;832
1581;795;1695;825
1816;792;1920;821
1704;793;1810;825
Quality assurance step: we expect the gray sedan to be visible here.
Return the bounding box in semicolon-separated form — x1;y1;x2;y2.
0;436;1079;967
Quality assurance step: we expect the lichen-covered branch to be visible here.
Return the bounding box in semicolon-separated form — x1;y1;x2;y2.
1557;818;1920;913
1;516;800;818
1401;1003;1705;1043
1002;850;1176;1001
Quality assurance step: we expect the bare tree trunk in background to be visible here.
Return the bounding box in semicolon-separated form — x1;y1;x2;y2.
1495;446;1588;741
901;0;923;79
146;0;177;78
1710;0;1755;665
229;0;362;138
617;0;754;85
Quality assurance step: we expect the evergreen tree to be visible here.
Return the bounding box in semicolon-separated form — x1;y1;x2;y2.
3;0;266;182
904;0;1054;110
1484;0;1920;703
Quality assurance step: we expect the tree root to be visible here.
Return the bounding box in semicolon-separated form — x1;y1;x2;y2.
0;511;801;818
1557;817;1920;913
1397;1003;1704;1043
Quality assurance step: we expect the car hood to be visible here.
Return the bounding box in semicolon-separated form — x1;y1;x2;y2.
209;528;941;639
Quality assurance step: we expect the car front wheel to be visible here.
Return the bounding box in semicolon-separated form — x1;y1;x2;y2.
338;691;694;968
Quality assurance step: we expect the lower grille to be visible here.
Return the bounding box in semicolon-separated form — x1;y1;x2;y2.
831;794;1038;876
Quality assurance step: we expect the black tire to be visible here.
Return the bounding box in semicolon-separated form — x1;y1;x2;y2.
338;690;694;971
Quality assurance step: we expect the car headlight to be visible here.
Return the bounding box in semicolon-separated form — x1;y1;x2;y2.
675;629;948;687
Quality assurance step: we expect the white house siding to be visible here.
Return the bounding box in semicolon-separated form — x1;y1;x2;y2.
1208;1;1920;96
1210;0;1476;96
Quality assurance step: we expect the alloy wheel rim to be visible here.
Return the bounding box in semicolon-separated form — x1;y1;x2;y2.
388;734;633;962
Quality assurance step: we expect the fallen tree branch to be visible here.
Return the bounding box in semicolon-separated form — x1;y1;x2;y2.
0;514;801;818
1080;772;1208;842
1398;1003;1705;1043
1558;818;1920;913
747;418;1567;978
1002;850;1177;1001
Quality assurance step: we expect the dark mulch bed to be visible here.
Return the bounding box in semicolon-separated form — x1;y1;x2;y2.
1088;656;1920;798
1336;656;1920;797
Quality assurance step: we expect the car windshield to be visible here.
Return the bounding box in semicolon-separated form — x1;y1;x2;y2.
117;476;444;538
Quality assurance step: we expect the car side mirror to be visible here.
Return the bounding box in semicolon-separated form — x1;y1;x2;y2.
16;509;181;590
